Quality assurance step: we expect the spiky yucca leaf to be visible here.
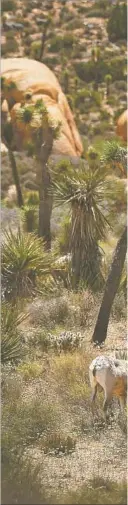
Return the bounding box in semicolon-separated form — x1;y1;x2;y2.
1;302;27;364
2;228;54;300
1;302;28;334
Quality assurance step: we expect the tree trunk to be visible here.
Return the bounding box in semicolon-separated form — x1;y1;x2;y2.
38;129;54;249
92;226;127;345
8;149;24;208
38;26;47;61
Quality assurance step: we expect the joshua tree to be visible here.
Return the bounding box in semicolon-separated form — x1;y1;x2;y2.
91;141;127;344
15;99;60;248
38;16;52;61
2;87;60;247
53;162;109;290
1;78;24;207
92;225;127;345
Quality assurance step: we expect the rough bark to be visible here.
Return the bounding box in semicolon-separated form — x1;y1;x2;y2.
8;149;24;208
92;226;127;345
38;128;54;249
38;26;47;61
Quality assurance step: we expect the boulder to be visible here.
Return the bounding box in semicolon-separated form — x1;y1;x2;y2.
1;58;83;158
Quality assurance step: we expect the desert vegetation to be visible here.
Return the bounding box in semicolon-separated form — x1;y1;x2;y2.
1;0;127;504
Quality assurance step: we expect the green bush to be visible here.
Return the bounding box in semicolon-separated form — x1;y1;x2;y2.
49;33;75;52
30;40;42;60
107;2;127;41
49;35;63;52
62;33;75;48
74;59;108;84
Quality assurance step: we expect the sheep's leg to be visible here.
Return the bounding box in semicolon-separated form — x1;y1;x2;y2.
91;385;98;414
119;396;125;413
103;392;111;420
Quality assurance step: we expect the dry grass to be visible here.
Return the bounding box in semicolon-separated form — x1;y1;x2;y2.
2;288;127;503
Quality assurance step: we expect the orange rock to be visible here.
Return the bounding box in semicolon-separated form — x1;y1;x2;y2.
116;110;128;143
1;58;83;157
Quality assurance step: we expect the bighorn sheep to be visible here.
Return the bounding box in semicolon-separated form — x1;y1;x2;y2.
116;109;128;143
89;355;127;417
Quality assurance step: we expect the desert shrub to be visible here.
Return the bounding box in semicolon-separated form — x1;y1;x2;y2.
30;40;42;60
86;8;108;17
60;6;73;22
28;290;96;330
74;60;108;84
49;35;63;52
66;18;82;30
108;56;126;81
1;0;16;11
43;55;58;67
2;36;18;55
114;107;126;122
75;88;91;107
2;377;59;448
2;228;53;301
61;478;127;504
2;377;56;504
51;351;91;403
37;330;83;354
101;142;127;176
28;295;70;329
49;33;75;52
1;302;27;364
107;2;127;42
16;361;44;381
62;33;75;48
114;80;127;91
2;455;50;505
42;432;76;455
111;292;126;321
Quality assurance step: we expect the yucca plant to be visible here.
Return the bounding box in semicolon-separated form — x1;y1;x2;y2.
2;228;54;301
1;302;27;363
52;164;110;290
